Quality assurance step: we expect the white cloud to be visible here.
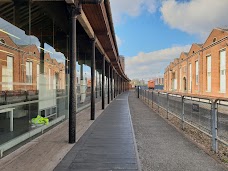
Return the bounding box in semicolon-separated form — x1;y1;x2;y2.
110;0;159;24
125;45;191;80
160;0;228;39
116;35;122;46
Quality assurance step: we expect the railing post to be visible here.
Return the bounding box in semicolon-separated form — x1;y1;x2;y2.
152;91;153;108
144;90;146;102
158;92;160;113
181;96;185;130
148;90;149;104
137;86;139;98
211;99;218;153
166;93;169;119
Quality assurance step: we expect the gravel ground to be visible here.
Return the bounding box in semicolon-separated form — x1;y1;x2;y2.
128;91;227;171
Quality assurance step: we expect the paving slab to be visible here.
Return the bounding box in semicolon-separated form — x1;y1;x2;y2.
54;92;140;171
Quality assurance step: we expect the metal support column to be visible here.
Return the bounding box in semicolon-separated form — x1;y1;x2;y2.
116;74;119;97
181;96;185;130
99;73;101;97
107;64;110;104
40;41;44;74
102;55;105;109
69;6;78;144
90;38;95;120
111;67;113;100
96;71;98;98
114;72;116;98
137;86;139;98
211;100;218;153
118;76;120;94
166;93;169;119
152;91;153;108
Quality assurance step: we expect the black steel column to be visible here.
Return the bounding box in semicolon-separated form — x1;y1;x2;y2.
118;76;120;94
114;72;116;98
96;71;98;98
80;64;83;80
121;78;123;93
102;55;105;109
65;36;69;115
117;75;119;95
111;67;113;100
90;38;96;120
99;73;101;97
107;64;110;104
69;7;78;144
116;75;118;96
40;41;44;74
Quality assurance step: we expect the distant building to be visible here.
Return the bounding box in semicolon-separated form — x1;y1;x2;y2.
155;77;164;85
148;80;155;89
130;79;146;87
164;28;228;98
148;77;164;90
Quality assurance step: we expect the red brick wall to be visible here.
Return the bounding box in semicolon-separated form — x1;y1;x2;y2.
164;28;228;98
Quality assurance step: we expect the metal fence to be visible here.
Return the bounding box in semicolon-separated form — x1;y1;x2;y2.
135;87;228;153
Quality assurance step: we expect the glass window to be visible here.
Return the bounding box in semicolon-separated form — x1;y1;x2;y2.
195;61;199;85
220;50;226;92
26;61;33;83
206;56;211;91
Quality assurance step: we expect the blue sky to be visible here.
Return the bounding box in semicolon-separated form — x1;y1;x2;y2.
114;9;198;57
110;0;228;80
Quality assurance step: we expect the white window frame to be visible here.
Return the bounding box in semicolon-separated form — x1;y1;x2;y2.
179;67;182;91
26;61;33;84
220;49;226;93
49;68;51;90
2;56;13;90
206;56;211;92
195;61;199;85
189;63;192;90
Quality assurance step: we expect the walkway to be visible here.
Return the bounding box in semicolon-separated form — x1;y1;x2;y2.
54;92;140;171
128;91;226;171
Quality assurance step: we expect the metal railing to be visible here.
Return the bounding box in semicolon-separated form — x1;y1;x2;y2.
135;87;228;153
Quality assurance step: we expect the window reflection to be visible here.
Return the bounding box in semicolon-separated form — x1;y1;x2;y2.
0;9;68;147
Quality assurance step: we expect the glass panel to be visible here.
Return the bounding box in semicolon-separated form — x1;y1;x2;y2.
0;1;69;151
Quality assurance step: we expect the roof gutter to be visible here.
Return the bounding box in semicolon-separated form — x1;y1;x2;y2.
80;0;104;4
66;0;104;5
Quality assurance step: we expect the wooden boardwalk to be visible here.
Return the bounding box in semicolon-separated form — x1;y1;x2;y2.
54;92;140;171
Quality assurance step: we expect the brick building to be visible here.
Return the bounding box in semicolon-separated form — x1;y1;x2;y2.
164;28;228;98
0;31;65;91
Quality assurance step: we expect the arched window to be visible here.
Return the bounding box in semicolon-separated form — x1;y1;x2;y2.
213;37;217;43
